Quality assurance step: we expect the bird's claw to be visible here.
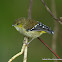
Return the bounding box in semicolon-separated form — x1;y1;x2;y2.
24;42;29;47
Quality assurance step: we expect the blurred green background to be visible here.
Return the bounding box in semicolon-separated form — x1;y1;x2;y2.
0;0;62;62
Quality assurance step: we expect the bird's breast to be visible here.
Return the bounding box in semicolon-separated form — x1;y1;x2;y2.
19;28;42;38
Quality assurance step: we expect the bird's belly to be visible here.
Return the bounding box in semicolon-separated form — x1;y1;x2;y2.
19;28;42;38
24;31;42;38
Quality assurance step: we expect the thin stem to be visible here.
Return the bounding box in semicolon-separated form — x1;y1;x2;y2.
40;0;62;24
51;0;59;62
37;37;62;62
8;43;26;62
28;0;32;19
23;37;28;62
23;0;32;62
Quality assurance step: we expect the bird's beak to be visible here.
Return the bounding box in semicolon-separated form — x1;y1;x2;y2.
12;24;15;26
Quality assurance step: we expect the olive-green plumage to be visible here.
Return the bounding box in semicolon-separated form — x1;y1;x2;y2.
12;17;54;39
14;17;37;29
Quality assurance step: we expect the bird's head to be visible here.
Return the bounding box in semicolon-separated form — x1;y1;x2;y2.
12;17;25;31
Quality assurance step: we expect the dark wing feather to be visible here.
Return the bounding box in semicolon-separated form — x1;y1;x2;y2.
27;22;54;34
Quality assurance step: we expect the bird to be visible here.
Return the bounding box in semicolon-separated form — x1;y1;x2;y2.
12;17;54;44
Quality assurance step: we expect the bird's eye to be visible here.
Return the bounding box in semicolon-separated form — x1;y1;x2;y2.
17;23;19;25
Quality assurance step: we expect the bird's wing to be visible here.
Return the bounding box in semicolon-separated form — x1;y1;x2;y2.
26;22;54;34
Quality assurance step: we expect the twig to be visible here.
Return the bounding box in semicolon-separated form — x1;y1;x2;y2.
28;0;32;19
37;37;62;62
40;0;62;24
23;37;28;62
51;0;59;62
23;0;32;62
8;41;26;62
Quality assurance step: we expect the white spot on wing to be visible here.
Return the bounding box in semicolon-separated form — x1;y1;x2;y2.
52;31;54;34
32;27;34;29
40;24;42;26
31;29;32;30
37;24;39;25
42;26;45;28
34;25;37;28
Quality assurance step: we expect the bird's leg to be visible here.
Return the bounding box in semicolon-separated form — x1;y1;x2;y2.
24;38;35;46
28;38;35;44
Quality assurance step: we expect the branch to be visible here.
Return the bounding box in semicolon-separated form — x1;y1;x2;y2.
23;37;28;62
8;41;26;62
37;37;62;62
51;0;59;62
28;0;32;19
40;0;62;24
23;0;32;62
